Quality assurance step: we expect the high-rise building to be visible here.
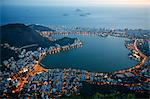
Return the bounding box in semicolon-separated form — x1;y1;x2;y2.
124;28;128;36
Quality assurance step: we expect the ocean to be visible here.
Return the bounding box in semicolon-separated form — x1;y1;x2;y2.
1;5;150;29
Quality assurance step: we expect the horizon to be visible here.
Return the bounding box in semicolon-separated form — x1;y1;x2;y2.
2;0;150;6
1;0;150;98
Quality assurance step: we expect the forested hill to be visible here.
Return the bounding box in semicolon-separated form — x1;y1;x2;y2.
1;23;51;47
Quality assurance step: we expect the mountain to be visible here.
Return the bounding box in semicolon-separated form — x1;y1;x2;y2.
28;24;55;32
0;23;77;63
53;37;76;46
1;23;51;47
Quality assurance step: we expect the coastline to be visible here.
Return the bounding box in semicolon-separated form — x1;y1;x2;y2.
10;37;148;96
1;26;149;98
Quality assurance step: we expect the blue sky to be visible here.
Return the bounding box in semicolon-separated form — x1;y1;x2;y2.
2;0;150;6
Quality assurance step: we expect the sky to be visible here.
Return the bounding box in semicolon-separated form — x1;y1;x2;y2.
2;0;150;6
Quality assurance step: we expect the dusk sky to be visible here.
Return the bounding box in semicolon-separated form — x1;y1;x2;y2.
2;0;150;6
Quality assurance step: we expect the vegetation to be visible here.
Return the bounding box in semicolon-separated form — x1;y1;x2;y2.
28;24;55;32
61;92;136;99
1;23;50;47
0;23;77;63
93;92;135;99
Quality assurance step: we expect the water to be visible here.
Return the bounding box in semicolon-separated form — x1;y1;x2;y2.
1;5;145;72
1;5;150;29
41;35;137;72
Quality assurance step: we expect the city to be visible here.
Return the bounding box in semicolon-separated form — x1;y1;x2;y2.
1;0;150;98
0;24;149;98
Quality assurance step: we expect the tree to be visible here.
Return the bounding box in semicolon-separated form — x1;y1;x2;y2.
127;93;135;99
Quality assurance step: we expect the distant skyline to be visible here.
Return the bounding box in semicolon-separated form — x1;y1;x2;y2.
2;0;150;6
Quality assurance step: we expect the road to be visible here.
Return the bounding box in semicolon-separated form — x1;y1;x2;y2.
18;44;38;51
114;39;148;73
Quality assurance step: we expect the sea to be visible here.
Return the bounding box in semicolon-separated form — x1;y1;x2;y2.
1;5;150;29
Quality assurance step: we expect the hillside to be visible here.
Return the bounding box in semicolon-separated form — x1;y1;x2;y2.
28;24;55;32
0;23;77;63
1;23;51;47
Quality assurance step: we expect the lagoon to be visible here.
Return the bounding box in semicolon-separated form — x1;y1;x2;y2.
41;35;137;72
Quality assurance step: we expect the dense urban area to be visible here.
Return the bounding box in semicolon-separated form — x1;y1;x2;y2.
0;24;150;98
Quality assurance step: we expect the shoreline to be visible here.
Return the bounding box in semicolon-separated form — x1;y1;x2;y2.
1;34;149;98
38;39;148;74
